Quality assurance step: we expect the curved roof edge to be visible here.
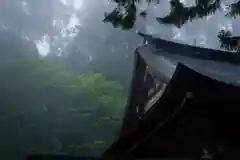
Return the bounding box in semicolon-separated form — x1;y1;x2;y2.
138;32;240;65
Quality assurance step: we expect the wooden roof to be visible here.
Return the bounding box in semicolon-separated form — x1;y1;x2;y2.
101;35;240;159
138;34;240;87
138;32;240;65
101;64;240;159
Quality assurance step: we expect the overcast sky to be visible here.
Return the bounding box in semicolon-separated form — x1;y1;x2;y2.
36;0;83;56
145;0;236;49
36;0;240;55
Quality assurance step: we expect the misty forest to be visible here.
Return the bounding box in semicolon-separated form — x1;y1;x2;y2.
0;0;240;159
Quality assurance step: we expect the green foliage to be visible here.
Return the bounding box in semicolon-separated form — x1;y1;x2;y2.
0;39;125;156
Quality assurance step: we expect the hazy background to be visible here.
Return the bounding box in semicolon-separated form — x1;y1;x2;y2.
0;0;239;159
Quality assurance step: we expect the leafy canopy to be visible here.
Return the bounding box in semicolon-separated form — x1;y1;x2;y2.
105;0;240;51
0;30;125;156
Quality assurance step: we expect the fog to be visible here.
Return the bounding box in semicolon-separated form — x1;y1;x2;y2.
0;0;239;159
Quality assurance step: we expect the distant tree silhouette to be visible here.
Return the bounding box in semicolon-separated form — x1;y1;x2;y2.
104;0;240;52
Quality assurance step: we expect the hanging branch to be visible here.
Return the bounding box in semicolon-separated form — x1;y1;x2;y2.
156;0;221;27
226;0;240;18
104;0;240;52
218;30;240;52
